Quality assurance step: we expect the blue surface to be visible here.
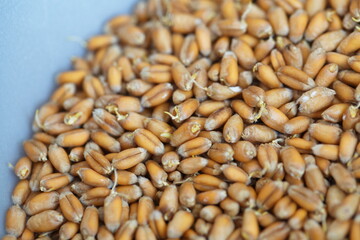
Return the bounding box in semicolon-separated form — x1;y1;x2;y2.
0;0;137;235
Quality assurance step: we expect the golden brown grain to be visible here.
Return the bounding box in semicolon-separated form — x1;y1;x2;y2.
5;0;360;239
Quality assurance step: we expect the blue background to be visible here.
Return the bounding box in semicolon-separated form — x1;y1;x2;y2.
0;0;137;235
